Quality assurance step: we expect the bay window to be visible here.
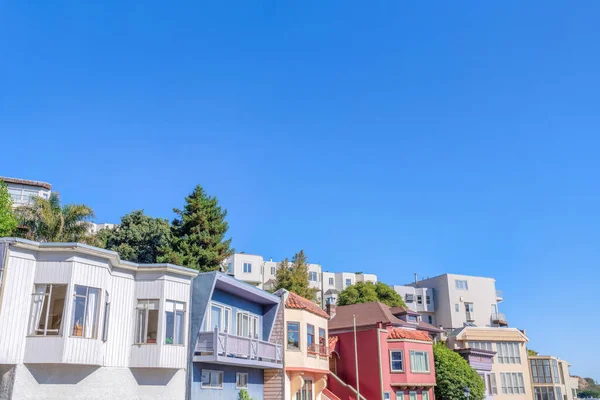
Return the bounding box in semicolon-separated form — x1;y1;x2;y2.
71;285;101;338
29;284;67;336
165;300;185;345
206;302;231;333
135;299;159;344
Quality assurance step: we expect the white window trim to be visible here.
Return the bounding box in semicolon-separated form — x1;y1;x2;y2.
201;369;224;389
389;350;404;372
410;350;430;373
206;301;232;333
409;391;418;400
243;263;252;273
165;300;186;345
135;299;160;345
236;372;249;389
29;283;68;336
236;310;260;338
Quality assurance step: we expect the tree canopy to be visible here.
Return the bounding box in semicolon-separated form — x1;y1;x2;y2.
97;210;172;263
433;342;485;400
527;348;538;356
0;181;17;237
159;185;233;271
15;192;95;243
337;281;406;307
273;250;319;301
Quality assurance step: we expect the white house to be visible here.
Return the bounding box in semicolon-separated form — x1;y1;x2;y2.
0;238;198;400
1;176;51;207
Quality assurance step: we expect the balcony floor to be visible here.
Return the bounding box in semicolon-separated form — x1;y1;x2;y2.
193;354;283;369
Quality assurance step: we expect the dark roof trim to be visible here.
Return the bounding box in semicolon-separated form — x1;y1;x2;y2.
0;176;52;190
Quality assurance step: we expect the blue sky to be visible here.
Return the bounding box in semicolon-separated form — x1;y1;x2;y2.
1;1;599;378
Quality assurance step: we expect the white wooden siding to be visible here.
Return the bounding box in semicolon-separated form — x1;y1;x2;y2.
24;337;64;363
0;253;36;363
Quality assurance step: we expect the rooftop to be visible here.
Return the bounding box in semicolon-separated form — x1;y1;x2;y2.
0;176;52;190
285;291;330;319
388;328;432;342
328;302;406;331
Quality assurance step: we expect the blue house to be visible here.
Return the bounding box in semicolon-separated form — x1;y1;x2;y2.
187;272;283;400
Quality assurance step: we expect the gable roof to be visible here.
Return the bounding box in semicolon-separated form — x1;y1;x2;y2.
328;302;407;331
285;291;330;319
390;306;420;316
388;328;432;342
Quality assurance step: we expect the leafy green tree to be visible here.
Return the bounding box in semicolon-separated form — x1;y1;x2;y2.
337;281;406;307
159;185;233;271
15;192;95;243
579;389;600;398
273;250;319;301
433;342;485;400
97;210;171;263
0;181;17;237
527;348;538;356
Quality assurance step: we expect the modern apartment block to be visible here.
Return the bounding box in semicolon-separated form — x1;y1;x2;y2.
0;238;198;400
222;252;377;306
529;355;578;400
447;326;532;400
395;273;506;331
1;176;51;207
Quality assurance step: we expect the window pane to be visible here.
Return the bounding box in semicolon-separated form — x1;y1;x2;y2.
287;322;300;349
147;309;158;343
71;292;86;337
84;287;100;338
211;305;222;331
176;310;185;345
165;306;175;344
136;308;146;343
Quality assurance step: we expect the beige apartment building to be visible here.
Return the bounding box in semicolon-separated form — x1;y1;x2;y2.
448;326;532;400
529;355;578;400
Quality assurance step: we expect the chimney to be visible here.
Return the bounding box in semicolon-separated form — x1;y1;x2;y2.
326;302;337;318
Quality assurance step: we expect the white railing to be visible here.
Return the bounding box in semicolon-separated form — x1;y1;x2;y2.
196;328;283;364
492;313;506;322
496;290;503;299
466;311;475;322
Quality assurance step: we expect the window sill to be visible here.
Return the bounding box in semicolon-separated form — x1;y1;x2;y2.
26;335;63;338
164;344;186;347
200;386;223;390
69;336;98;340
390;371;405;374
287;348;302;352
411;371;432;374
134;343;158;346
236;387;248;390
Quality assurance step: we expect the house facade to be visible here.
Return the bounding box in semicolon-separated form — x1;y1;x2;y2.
1;176;51;207
529;355;577;400
447;326;532;400
187;271;284;400
398;273;506;331
278;290;330;400
328;302;437;400
0;238;197;400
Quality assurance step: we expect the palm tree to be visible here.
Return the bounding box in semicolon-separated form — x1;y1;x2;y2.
16;192;95;243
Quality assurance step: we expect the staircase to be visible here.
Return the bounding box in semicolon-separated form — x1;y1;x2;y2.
327;372;368;400
322;388;341;400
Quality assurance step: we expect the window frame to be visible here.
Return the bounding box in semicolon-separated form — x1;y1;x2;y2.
383;392;391;400
488;373;498;395
165;300;186;345
417;295;422;305
426;295;431;305
329;277;334;285
135;299;160;344
71;285;101;339
409;391;417;400
102;291;110;342
243;262;252;273
345;278;352;287
455;279;469;290
309;271;317;282
29;283;68;336
389;350;404;372
422;390;430;400
410;350;430;373
307;324;315;353
201;369;224;389
271;266;276;275
287;321;301;350
236;372;249;389
236;310;259;338
205;301;232;333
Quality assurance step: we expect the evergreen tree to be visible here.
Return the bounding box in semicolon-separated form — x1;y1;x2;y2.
273;250;319;301
159;185;233;271
433;342;485;400
337;281;406;307
97;210;172;263
0;181;17;237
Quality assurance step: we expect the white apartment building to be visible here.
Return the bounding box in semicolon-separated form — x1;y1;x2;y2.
222;253;377;306
88;223;117;235
395;273;506;331
1;176;51;207
0;238;197;400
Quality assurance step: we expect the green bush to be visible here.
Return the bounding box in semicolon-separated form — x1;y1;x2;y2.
434;342;485;400
238;389;252;400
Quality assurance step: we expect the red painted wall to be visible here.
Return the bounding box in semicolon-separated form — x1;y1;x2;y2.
331;327;436;400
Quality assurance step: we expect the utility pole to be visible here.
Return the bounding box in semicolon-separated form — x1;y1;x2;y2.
354;314;360;398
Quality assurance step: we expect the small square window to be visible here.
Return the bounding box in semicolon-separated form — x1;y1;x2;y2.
271;266;275;275
201;370;223;389
384;393;391;400
455;304;459;312
426;295;431;304
345;278;352;287
243;263;252;273
427;315;433;324
417;295;422;304
236;372;248;389
329;277;334;285
390;350;404;372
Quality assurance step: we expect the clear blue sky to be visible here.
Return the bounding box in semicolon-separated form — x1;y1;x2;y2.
2;1;598;378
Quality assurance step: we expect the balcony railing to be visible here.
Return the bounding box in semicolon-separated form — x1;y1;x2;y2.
466;311;475;322
492;313;508;326
307;343;329;357
496;290;503;301
195;328;283;368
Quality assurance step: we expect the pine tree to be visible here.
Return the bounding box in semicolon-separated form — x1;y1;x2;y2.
159;185;233;271
273;250;319;301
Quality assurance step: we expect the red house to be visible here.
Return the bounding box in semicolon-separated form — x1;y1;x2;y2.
327;302;439;400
